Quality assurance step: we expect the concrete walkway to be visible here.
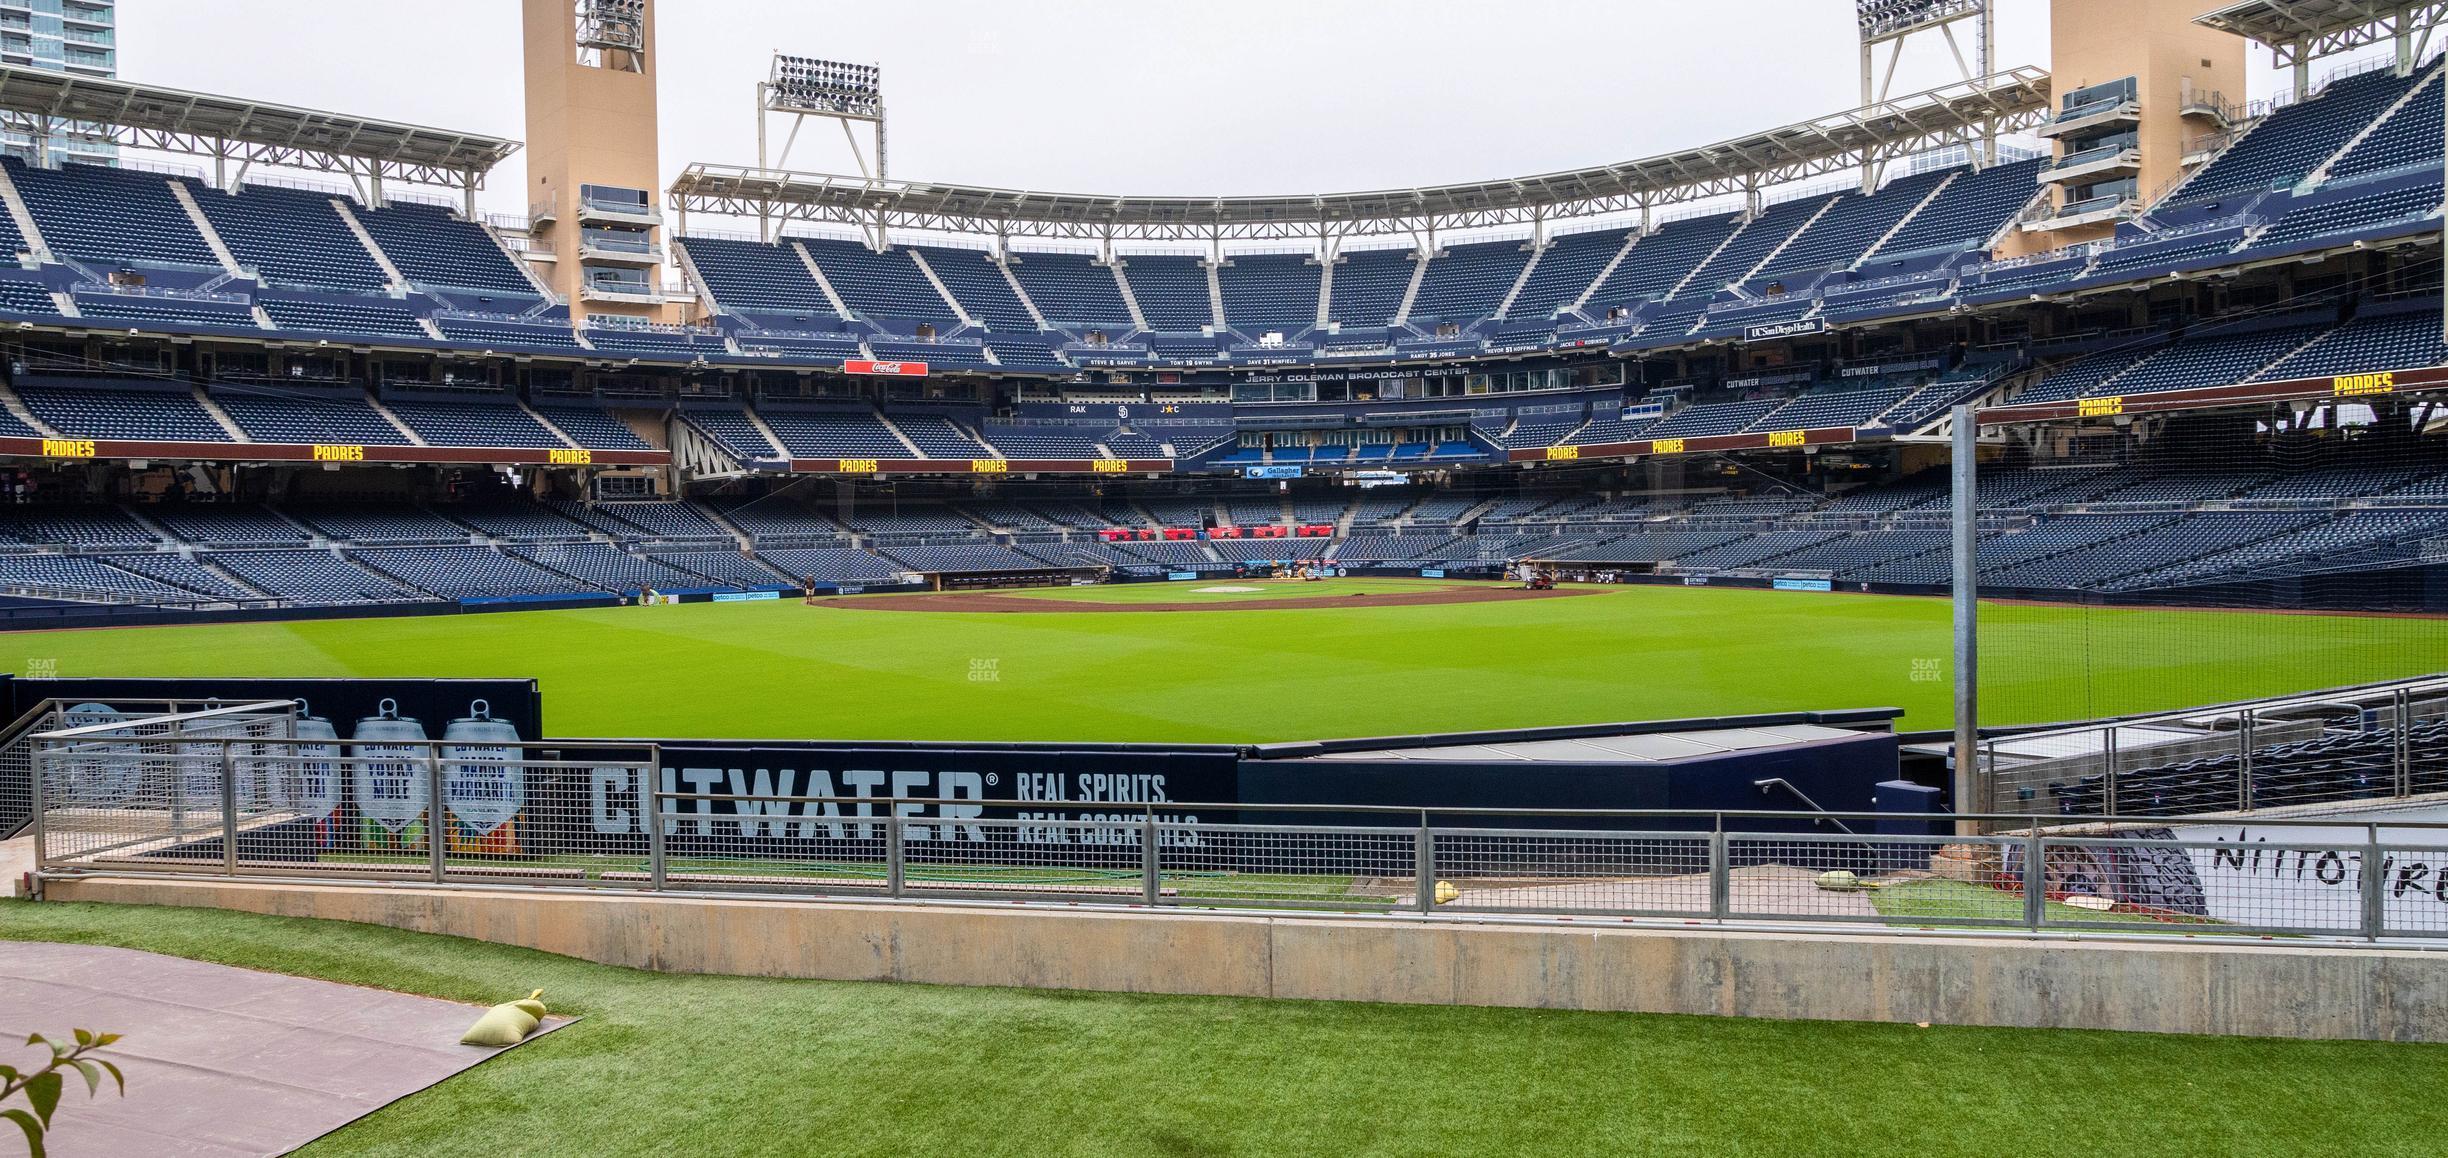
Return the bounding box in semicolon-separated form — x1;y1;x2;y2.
2;835;31;896
0;942;568;1157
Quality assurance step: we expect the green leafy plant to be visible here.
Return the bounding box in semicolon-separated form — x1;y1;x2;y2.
2;1030;125;1158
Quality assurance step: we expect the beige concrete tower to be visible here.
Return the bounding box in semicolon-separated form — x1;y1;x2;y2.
522;0;671;323
2006;0;2248;256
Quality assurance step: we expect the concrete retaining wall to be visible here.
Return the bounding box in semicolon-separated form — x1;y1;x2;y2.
42;876;2448;1042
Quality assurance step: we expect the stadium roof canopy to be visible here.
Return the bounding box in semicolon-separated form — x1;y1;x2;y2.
0;66;521;199
671;69;2052;244
2195;1;2448;70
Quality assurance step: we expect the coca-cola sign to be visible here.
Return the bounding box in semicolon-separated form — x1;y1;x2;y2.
844;359;929;377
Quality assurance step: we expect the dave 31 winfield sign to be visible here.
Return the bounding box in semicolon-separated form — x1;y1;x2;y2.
845;359;929;377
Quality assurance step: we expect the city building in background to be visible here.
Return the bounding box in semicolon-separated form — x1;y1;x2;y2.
0;0;116;165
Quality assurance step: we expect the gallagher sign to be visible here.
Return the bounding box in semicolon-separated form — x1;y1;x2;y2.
845;359;929;377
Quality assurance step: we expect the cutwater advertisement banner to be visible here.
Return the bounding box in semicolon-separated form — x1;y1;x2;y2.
557;741;1241;851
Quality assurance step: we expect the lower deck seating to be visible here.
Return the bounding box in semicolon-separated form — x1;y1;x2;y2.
143;505;310;546
349;546;600;599
649;550;788;587
759;409;908;458
286;504;469;543
382;396;568;448
18;385;229;441
758;547;902;583
879;543;1053;573
97;553;257;600
536;405;653;451
212;390;414;445
508;543;714;591
0;554;202;601
0;507;159;547
207;550;419;604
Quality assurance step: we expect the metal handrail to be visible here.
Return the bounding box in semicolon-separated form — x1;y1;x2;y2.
637;791;2448;831
35;772;2448;944
31;699;297;740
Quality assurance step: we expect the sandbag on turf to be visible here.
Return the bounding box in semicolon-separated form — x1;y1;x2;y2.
460;989;549;1047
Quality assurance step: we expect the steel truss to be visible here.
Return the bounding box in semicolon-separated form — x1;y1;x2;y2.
670;70;2052;247
0;65;519;212
2197;1;2448;92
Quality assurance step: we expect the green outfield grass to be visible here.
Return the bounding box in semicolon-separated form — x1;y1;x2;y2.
6;900;2444;1156
6;581;2442;741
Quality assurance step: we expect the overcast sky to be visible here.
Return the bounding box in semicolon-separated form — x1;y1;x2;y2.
115;0;2314;223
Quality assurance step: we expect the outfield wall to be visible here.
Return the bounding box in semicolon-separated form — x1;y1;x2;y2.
45;875;2448;1043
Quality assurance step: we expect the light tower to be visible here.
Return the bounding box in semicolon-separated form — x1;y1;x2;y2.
1855;0;1997;187
522;0;671;323
755;53;888;243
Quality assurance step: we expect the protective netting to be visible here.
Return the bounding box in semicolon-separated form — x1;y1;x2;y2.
1970;391;2448;731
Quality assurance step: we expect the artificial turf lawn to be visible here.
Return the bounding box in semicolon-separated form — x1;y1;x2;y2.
6;582;2443;742
4;899;2443;1156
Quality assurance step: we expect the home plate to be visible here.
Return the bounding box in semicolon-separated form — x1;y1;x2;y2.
1195;586;1264;594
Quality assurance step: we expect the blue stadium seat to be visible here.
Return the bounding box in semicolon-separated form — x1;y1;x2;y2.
7;159;217;269
680;236;839;317
1005;250;1133;326
799;237;957;322
354;201;537;296
1217;252;1322;331
191;183;390;292
1118;253;1213;331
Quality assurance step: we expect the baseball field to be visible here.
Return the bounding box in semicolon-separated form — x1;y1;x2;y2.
8;579;2440;737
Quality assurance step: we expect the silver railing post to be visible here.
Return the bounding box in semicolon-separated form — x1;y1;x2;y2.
219;738;238;876
2239;709;2256;812
168;734;187;841
26;738;47;873
1414;810;1436;914
1139;805;1160;906
2395;690;2414;799
2102;726;2120;817
643;768;667;891
2022;828;2046;931
1982;738;2000;813
425;745;446;885
1708;819;1730;920
886;812;906;899
2362;823;2386;942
